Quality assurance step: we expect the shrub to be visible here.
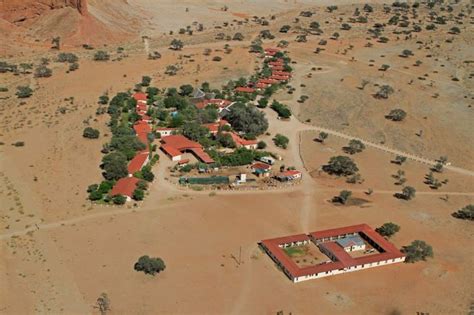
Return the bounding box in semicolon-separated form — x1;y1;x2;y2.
170;39;184;50
452;204;474;221
270;100;291;119
257;141;267;149
273;134;289;149
34;65;52;78
133;188;145;201
83;127;100;139
386;109;407;121
16;86;33;98
402;240;433;263
323;156;359;176
212;56;222;62
396;186;416;200
89;190;103;201
257;97;269;108
344;139;365;154
112;194;127;205
233;32;244;41
332;190;352;204
94;51;110;61
69;62;79;71
376;223;400;237
57;53;78;63
134;255;166;275
375;85;394;99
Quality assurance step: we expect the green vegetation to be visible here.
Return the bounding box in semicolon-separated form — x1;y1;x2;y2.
376;222;400;238
134;255;166;275
402;240;433;263
16;86;33;98
83;127;100;139
283;246;306;257
332;190;352;204
34;65;52;78
226;103;268;137
386;109;407;121
273;134;289;149
452;204;474;221
270;100;292;119
323;156;359;176
94;51;110;61
344;139;366;154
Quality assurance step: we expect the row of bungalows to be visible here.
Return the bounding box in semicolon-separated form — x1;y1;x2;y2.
109;92;152;201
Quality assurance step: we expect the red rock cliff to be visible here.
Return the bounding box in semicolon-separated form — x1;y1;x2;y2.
0;0;88;23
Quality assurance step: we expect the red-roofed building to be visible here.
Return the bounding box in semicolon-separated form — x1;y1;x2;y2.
261;224;406;283
110;177;140;201
226;132;258;150
251;162;271;177
276;170;302;181
133;121;151;145
270;75;290;82
160;135;214;164
235;87;256;93
128;151;150;175
133;92;147;103
272;71;292;77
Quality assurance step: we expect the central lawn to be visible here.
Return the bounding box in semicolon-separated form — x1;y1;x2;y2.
283;246;307;257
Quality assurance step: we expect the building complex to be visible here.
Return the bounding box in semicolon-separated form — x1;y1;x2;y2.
261;224;405;283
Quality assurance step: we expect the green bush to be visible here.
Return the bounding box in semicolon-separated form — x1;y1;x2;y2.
83;127;100;139
270;100;292;118
273;134;289;149
134;255;166;275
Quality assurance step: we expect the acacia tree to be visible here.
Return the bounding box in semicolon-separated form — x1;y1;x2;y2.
318;131;329;143
170;39;184;50
402;240;433;263
375;85;394;99
332;190;352;204
397;186;416;200
323;156;359;176
344;139;365;154
134;255;166;275
376;222;400;237
451;204;474;221
386;109;407;121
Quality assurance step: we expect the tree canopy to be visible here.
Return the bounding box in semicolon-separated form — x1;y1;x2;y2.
402;240;433;263
226;103;268;136
376;222;400;237
134;255;166;275
323;156;359;176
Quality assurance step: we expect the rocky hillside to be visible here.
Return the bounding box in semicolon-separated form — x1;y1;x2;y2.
0;0;88;24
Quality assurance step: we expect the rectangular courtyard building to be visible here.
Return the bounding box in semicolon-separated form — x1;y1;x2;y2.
260;224;406;283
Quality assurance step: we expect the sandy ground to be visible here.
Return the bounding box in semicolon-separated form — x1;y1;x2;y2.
1;1;473;314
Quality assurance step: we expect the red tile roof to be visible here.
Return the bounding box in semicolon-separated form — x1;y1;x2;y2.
280;170;301;177
160;135;214;163
251;162;271;170
227;132;257;147
270;75;290;81
259;78;279;85
235;87;256;93
272;71;292;77
110;177;140;198
161;135;202;150
128;152;149;174
133;92;147;102
262;224;405;279
161;144;182;157
189;147;214;164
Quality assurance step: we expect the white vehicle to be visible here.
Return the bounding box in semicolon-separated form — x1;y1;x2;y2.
259;156;275;165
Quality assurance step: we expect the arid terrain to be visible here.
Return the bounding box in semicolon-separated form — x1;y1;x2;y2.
1;1;473;314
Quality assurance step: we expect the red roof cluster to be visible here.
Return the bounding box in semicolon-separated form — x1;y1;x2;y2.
133;92;147;102
110;177;140;198
261;224;405;279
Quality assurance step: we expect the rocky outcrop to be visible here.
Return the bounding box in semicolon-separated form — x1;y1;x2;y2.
0;0;88;24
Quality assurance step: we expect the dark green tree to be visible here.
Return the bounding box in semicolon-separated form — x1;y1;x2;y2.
323;156;359;176
134;255;166;275
376;222;401;237
402;240;433;263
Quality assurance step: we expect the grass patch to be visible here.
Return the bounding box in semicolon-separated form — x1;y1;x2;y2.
283;246;307;257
